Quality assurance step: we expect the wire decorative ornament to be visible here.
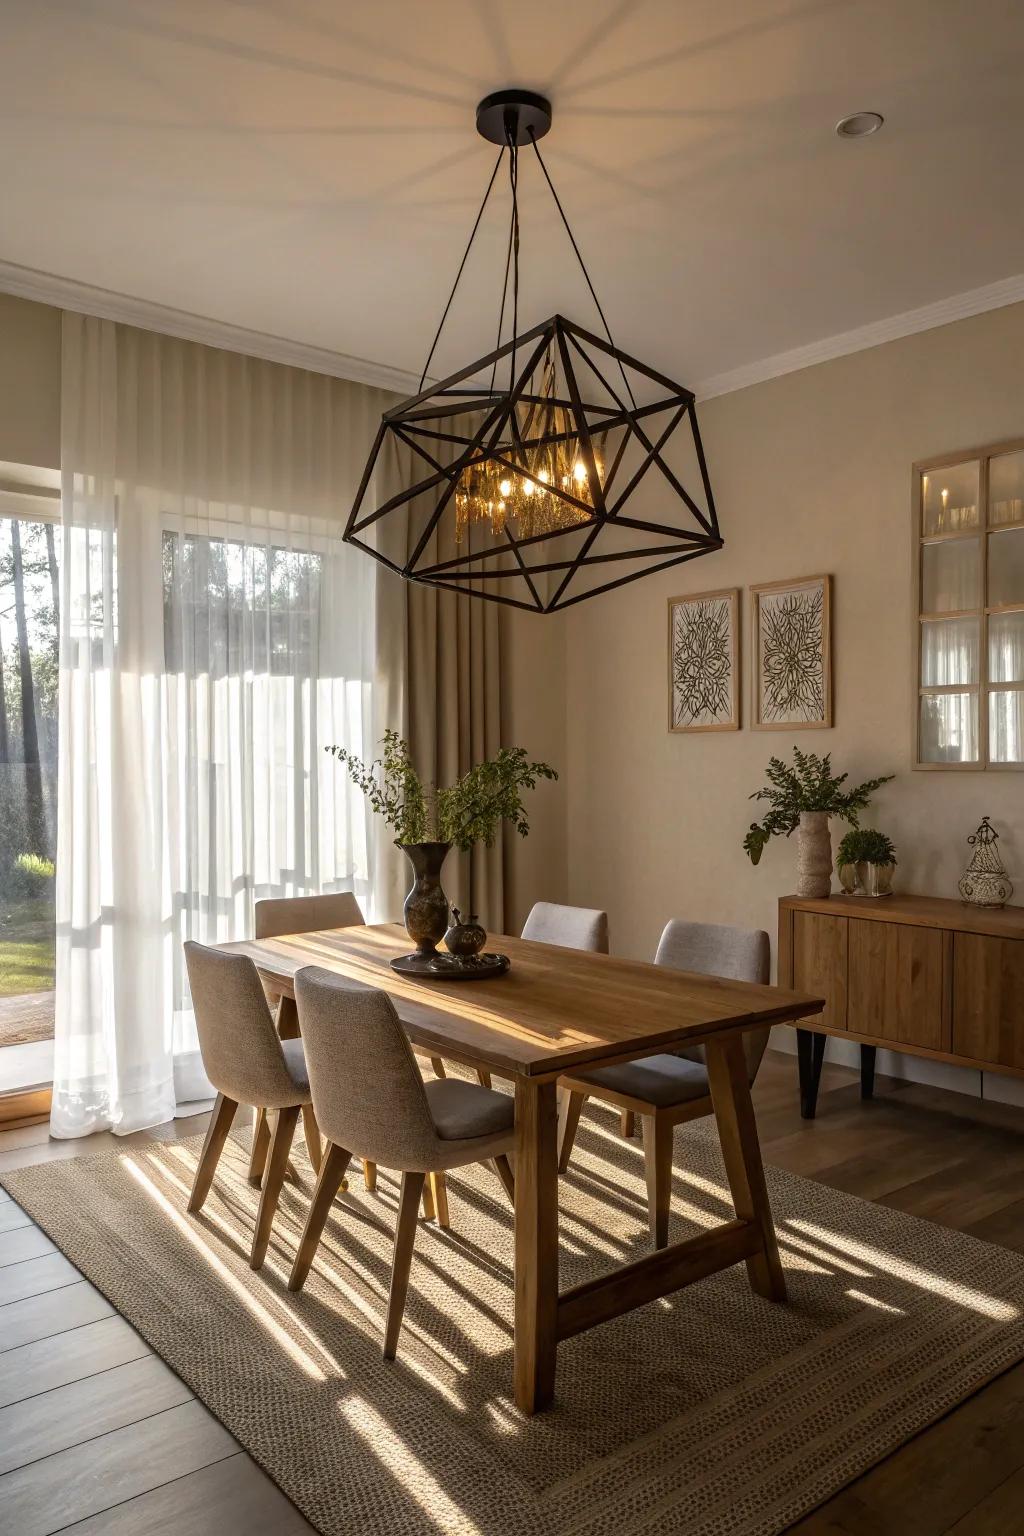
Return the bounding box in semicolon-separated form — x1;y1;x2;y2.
668;589;739;732
751;575;832;729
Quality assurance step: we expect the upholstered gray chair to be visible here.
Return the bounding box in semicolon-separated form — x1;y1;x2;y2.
253;891;375;1190
288;966;516;1359
521;901;609;954
557;919;771;1248
184;941;314;1271
255;891;364;943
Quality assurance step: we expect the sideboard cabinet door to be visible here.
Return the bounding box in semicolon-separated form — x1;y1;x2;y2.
953;934;1024;1068
848;921;950;1050
791;912;848;1030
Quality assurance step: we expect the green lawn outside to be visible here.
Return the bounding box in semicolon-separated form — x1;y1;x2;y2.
0;897;56;997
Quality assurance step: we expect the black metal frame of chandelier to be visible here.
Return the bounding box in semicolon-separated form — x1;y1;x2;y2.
344;316;720;613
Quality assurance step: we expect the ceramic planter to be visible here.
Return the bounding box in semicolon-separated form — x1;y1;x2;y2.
796;811;832;899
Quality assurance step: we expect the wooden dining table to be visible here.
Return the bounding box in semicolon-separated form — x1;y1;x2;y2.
221;922;824;1415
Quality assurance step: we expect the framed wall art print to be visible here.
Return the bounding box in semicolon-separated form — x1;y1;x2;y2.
668;588;740;732
751;573;832;729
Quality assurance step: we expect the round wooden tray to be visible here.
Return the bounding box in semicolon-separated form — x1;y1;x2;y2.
389;951;510;981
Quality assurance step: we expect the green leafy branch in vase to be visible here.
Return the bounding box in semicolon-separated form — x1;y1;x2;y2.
327;730;557;853
326;730;428;845
743;747;893;865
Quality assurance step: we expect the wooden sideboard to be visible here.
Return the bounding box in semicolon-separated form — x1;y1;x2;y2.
778;892;1024;1117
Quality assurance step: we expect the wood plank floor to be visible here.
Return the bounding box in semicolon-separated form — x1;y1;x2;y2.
0;1108;316;1535
1;1052;1023;1533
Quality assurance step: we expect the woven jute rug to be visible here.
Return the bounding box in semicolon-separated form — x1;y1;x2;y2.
5;1103;1024;1536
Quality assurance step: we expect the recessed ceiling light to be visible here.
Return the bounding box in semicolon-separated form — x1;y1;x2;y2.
835;111;884;139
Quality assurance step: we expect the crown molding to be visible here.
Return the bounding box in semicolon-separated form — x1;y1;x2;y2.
2;257;1023;408
692;273;1024;402
0;258;421;397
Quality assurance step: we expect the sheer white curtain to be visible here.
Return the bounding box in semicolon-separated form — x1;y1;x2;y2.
54;314;391;1137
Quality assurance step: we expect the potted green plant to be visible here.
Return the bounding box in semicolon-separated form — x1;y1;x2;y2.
327;730;557;962
836;828;897;897
743;748;893;898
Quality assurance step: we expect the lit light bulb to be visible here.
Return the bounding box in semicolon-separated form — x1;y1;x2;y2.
573;460;587;484
538;468;550;485
522;477;535;496
499;478;512;498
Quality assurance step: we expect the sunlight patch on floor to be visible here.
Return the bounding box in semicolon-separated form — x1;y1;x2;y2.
789;1219;1020;1321
846;1288;905;1315
123;1155;332;1380
343;1394;484;1536
778;1228;873;1277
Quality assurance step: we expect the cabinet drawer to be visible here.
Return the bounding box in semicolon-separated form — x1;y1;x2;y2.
848;921;949;1050
953;933;1024;1068
791;912;847;1030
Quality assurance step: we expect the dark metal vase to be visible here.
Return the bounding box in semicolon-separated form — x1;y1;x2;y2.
398;841;452;955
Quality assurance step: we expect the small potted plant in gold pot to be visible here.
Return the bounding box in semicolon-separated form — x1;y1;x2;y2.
836;828;897;897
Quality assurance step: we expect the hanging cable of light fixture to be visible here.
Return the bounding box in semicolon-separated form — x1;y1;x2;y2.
345;90;721;613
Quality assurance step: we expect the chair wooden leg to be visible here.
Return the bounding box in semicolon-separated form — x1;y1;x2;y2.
301;1105;323;1173
421;1177;436;1221
248;1106;271;1187
250;1106;300;1271
429;1171;450;1229
557;1089;586;1173
188;1094;238;1214
641;1112;674;1249
476;1069;493;1089
384;1171;425;1360
363;1159;377;1192
620;1109;637;1138
288;1141;352;1293
492;1152;515;1203
430;1057;447;1078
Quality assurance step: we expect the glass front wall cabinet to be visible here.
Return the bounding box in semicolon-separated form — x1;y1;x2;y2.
915;439;1024;768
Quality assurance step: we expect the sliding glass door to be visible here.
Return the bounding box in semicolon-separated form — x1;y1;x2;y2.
0;510;59;1074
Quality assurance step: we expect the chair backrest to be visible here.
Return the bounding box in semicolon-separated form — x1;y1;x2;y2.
183;942;302;1109
255;892;364;940
654;919;771;1082
294;966;442;1172
521;902;609;954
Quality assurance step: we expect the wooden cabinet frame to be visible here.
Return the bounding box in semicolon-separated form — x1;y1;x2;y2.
779;893;1024;1080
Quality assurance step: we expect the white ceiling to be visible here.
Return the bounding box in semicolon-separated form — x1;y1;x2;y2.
2;0;1024;392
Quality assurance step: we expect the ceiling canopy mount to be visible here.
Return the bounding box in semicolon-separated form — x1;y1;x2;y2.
475;88;553;147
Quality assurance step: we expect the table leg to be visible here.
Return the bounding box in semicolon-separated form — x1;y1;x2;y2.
276;995;300;1040
513;1078;559;1415
705;1034;786;1304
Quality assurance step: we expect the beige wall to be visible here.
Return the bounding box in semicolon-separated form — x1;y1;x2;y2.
562;302;1024;988
0;294;61;470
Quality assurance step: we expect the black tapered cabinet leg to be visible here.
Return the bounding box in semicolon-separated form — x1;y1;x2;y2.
796;1028;827;1120
860;1044;877;1101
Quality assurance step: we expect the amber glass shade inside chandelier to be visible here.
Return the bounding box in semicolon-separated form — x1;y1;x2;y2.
453;347;604;542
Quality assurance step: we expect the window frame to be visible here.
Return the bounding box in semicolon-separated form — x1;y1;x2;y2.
913;435;1024;771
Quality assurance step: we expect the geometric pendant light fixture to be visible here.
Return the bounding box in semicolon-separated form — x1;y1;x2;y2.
345;90;721;613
